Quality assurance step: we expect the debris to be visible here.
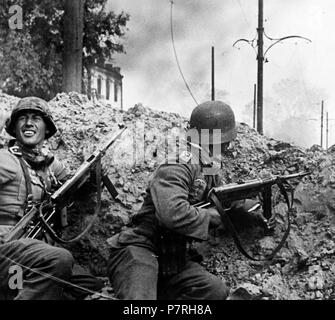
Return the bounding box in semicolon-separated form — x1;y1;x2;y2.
227;283;263;300
1;91;335;300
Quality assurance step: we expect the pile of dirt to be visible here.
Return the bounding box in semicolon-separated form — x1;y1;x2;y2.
1;91;335;300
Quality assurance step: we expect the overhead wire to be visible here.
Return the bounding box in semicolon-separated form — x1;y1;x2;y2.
170;0;198;106
233;0;257;55
235;0;251;28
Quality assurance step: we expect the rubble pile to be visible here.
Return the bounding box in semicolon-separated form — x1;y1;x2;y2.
1;92;335;300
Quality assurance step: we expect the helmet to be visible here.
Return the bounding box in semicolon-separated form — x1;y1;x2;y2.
189;101;237;145
5;97;57;139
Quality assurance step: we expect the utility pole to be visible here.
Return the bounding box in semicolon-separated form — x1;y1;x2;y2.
211;46;215;101
253;84;257;129
233;0;311;135
326;111;329;150
326;115;335;151
321;100;324;148
257;0;264;134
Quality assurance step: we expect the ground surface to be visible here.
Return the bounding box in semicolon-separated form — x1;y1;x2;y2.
1;92;335;300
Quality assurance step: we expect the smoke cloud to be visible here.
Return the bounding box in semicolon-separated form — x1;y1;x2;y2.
107;0;335;148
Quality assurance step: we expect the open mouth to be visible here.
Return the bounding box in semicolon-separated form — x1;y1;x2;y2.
22;130;36;137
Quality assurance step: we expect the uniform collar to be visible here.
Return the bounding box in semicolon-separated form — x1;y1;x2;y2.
8;140;54;169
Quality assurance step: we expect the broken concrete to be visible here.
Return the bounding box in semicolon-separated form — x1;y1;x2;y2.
1;92;335;300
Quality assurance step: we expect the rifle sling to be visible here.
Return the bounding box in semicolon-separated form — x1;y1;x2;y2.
210;193;260;261
270;179;292;259
209;179;292;261
18;157;33;217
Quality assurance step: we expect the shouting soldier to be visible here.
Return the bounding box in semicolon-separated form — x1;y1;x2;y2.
0;97;102;300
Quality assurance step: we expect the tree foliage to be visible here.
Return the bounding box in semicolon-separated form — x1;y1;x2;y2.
0;0;129;99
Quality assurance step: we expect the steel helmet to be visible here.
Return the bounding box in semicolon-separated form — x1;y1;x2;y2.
189;101;237;145
5;97;57;139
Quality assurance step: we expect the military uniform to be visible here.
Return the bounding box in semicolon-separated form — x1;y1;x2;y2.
0;148;67;232
107;144;229;300
0;144;102;300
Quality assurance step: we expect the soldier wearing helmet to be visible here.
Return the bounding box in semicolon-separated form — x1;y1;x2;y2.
107;100;237;300
0;97;102;300
5;97;57;140
189;100;237;144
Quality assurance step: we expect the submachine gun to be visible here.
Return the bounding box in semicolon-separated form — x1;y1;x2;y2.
196;171;310;261
3;125;127;244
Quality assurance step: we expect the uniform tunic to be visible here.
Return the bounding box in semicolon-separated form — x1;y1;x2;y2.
107;146;229;300
0;147;102;300
0;149;67;236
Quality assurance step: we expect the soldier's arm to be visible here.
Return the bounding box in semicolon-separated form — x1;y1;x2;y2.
150;163;211;241
0;151;18;185
50;156;69;184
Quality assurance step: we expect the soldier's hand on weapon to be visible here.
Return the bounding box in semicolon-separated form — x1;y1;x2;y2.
248;210;267;226
243;201;275;231
265;214;276;231
250;210;276;232
207;207;221;228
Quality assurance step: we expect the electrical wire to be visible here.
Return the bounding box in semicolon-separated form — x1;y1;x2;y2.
0;251;115;300
170;0;198;106
235;0;250;28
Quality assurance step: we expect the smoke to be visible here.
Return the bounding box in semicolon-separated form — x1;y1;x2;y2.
107;0;240;115
107;0;335;148
240;78;327;148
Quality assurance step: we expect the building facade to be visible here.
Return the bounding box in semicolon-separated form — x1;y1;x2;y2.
90;63;123;110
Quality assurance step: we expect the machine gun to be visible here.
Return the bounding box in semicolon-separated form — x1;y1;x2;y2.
197;171;310;261
3;125;127;244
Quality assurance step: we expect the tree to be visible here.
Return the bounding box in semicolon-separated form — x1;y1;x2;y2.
62;0;84;93
0;0;129;99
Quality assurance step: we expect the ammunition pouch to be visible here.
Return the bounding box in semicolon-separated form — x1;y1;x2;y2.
157;228;187;277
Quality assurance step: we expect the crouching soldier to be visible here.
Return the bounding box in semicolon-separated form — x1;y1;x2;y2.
106;101;243;300
0;97;102;300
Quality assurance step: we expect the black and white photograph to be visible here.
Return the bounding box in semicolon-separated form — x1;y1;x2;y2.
0;0;334;308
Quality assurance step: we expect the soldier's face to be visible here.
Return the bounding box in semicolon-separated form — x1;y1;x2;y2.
15;111;47;148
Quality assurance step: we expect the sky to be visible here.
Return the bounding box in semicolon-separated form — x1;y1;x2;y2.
106;0;335;148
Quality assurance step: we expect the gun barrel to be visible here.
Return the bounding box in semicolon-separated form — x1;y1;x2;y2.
51;126;127;204
89;125;127;160
212;179;266;194
211;171;309;196
279;171;310;180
